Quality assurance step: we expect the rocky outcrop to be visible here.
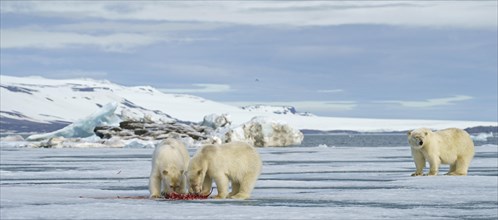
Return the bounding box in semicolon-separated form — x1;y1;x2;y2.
94;120;213;141
93;116;303;147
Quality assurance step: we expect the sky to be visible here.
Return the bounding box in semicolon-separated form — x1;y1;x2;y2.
1;1;497;122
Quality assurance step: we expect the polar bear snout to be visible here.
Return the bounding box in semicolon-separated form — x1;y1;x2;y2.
189;183;201;194
170;184;180;193
408;136;424;149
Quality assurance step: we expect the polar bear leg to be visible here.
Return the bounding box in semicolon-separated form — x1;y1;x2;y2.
201;175;213;195
149;174;162;198
446;164;457;175
213;174;229;199
427;157;440;176
453;157;470;176
179;173;188;194
230;172;258;200
228;182;240;197
411;149;425;176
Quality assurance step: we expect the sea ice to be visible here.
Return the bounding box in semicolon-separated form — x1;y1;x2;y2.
0;143;496;219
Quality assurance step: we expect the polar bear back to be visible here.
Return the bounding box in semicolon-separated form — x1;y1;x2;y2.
433;128;474;153
423;128;475;166
152;138;189;171
199;141;262;178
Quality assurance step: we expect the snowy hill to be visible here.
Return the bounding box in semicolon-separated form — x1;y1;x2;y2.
1;75;496;133
241;105;314;116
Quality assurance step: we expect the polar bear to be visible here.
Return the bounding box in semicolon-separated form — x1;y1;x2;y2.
188;141;262;200
407;128;474;176
149;138;190;198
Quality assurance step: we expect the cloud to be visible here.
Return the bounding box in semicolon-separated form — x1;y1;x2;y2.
0;29;162;52
52;21;227;34
1;1;496;29
375;95;473;108
226;101;357;112
159;84;232;94
44;70;109;79
317;89;344;93
2;2;495;51
0;23;217;51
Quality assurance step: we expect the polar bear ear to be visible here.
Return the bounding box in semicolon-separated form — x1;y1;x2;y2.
407;131;412;136
162;170;168;176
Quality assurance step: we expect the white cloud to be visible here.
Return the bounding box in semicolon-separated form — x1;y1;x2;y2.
226;101;357;112
317;89;344;93
1;1;496;29
0;29;162;52
376;95;473;108
2;2;495;50
160;84;232;94
52;22;227;33
44;70;108;79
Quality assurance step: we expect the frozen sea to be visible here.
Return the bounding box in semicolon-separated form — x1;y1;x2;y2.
1;134;497;219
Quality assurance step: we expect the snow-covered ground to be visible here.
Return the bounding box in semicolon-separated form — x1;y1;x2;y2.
1;142;496;219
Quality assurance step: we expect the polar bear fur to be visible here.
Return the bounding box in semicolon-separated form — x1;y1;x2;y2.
407;128;474;176
149;138;190;198
188;141;262;200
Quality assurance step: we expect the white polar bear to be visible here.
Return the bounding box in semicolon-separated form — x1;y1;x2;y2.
407;128;474;176
188;141;262;200
149;138;190;198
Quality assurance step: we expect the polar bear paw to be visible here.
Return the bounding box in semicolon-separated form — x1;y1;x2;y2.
229;193;250;200
149;194;162;199
214;195;227;199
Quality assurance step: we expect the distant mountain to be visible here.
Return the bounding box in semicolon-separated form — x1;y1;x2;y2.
241;105;314;116
1;75;496;134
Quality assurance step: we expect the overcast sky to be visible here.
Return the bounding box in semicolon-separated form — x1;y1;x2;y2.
1;1;497;121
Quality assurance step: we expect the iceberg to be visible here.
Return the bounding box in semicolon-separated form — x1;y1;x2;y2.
26;102;120;141
225;116;304;147
470;132;494;141
200;113;231;129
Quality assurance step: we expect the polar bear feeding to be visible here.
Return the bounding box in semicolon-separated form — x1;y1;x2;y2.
149;138;190;198
188;141;262;200
407;128;474;176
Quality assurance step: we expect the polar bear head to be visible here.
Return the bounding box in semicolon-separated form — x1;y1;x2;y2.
407;128;432;150
161;167;185;193
188;145;216;194
187;155;208;194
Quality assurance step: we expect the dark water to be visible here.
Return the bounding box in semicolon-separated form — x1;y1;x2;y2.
298;133;498;147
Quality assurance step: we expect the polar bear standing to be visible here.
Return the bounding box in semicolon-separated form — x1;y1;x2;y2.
188;141;262;200
407;128;474;176
149;138;190;198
